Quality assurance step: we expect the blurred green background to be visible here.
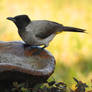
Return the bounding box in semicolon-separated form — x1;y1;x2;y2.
0;0;92;85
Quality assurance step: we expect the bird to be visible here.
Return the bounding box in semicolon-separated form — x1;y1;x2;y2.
7;15;86;48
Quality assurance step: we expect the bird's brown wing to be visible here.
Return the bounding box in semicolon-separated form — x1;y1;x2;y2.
36;29;55;39
35;22;62;39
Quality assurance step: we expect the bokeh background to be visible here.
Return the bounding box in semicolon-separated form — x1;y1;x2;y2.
0;0;92;86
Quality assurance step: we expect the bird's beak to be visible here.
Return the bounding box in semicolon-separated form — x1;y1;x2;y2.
7;17;16;22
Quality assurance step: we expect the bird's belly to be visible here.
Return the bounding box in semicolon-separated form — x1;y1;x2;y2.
19;30;56;46
22;36;40;46
24;34;55;46
20;33;42;46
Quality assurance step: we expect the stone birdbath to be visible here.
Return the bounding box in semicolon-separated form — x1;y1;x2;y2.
0;41;55;91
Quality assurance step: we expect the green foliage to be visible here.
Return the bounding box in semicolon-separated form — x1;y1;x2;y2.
6;77;89;92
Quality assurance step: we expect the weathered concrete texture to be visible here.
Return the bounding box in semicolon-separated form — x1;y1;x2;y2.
0;41;55;86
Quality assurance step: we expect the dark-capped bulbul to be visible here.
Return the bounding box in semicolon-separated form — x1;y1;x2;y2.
7;15;86;48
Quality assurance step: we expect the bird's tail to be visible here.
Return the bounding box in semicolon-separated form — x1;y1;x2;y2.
62;26;86;33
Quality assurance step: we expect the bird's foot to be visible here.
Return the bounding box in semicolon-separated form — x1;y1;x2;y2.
24;44;31;48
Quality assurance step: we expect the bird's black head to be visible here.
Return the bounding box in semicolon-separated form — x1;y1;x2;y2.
7;15;31;29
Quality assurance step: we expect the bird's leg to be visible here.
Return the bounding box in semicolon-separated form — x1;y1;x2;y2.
41;45;48;49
